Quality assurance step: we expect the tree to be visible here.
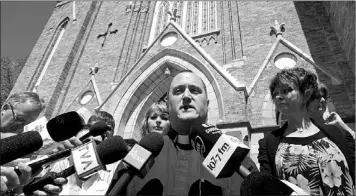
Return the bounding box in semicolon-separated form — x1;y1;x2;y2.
1;56;27;106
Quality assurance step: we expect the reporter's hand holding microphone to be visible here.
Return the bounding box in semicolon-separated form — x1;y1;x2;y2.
0;111;88;196
1;163;32;195
0;111;112;195
50;136;83;154
22;120;113;195
1;162;67;196
50;120;111;154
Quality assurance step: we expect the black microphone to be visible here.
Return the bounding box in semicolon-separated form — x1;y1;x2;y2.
124;138;138;149
0;131;43;165
105;132;164;196
79;120;110;141
15;120;111;174
22;136;129;195
45;111;85;142
240;172;302;195
189;179;223;195
26;111;86;157
137;178;163;195
1;111;84;165
189;123;251;178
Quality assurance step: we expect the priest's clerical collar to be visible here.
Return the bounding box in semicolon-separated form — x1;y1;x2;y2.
177;135;190;145
176;141;193;150
168;128;194;150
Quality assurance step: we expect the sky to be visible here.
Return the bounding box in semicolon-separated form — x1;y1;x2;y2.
1;1;57;60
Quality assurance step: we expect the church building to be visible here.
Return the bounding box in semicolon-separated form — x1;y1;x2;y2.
11;1;355;168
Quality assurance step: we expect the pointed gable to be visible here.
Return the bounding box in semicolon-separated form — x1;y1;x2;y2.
98;21;248;140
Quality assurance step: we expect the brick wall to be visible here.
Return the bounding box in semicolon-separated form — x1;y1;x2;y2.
10;2;95;119
323;1;355;74
233;1;309;127
52;2;157;118
293;1;355;118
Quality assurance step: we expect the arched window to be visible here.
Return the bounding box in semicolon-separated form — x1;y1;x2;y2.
33;18;69;92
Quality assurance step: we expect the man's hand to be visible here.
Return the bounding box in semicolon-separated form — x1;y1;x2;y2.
325;112;355;139
51;136;82;153
32;177;68;196
324;112;342;126
3;158;31;168
0;163;32;194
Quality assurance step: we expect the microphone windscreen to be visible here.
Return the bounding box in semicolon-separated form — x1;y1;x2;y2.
46;111;84;142
137;178;163;195
96;136;129;165
0;131;43;165
189;179;223;195
89;121;110;136
138;132;164;157
240;172;294;195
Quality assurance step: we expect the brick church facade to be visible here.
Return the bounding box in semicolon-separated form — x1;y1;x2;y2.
11;1;355;167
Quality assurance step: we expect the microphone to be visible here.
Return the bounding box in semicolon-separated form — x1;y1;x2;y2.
1;112;84;165
189;123;250;178
22;136;129;195
0;131;43;165
46;111;84;142
124;138;138;149
14;120;111;174
240;172;308;195
79;120;110;141
105;132;164;196
189;179;223;195
137;178;163;195
23;111;85;155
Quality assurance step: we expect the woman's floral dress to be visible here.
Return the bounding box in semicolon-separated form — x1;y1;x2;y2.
275;131;354;195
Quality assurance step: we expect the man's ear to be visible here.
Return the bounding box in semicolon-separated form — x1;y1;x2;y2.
1;104;10;116
1;103;10;111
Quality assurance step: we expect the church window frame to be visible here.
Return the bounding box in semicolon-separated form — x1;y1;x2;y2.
32;17;69;93
79;90;94;105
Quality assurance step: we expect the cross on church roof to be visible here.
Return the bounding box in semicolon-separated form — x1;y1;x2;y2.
97;23;118;47
270;20;285;37
89;67;99;76
167;8;180;22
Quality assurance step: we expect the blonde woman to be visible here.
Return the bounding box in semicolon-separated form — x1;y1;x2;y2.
141;102;170;137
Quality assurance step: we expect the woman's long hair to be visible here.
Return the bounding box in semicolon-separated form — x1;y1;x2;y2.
140;102;169;137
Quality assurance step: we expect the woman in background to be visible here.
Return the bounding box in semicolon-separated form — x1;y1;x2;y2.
140;102;170;137
307;82;355;139
258;67;354;195
109;102;171;195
